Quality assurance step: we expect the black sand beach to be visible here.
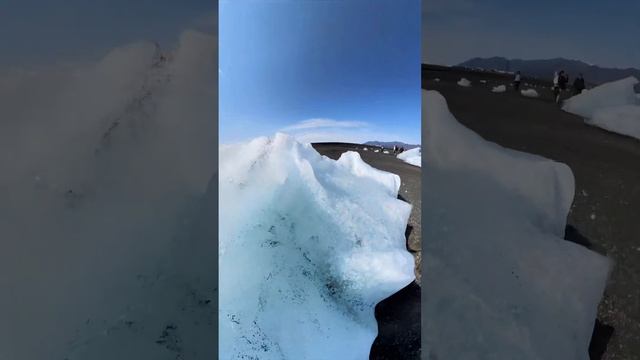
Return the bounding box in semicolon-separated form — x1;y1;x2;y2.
312;143;422;360
424;65;640;360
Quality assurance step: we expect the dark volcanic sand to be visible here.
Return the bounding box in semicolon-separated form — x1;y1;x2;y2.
424;66;640;360
312;143;421;360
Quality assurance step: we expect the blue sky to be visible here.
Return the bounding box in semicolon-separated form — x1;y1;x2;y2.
423;0;640;69
219;0;421;145
0;0;214;67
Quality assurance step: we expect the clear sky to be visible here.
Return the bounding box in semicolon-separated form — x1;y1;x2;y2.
0;0;215;67
219;0;421;145
423;0;640;69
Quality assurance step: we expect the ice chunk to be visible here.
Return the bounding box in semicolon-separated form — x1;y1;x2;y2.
521;88;539;98
563;76;640;118
457;78;471;87
424;91;575;235
219;133;414;359
563;77;640;140
397;147;421;167
492;85;506;93
335;150;401;196
423;90;609;360
587;105;640;140
0;30;218;360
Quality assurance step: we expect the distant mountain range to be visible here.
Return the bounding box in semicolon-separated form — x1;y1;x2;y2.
364;141;420;150
459;57;640;85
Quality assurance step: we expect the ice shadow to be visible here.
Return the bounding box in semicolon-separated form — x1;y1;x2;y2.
589;319;615;360
369;282;421;360
564;224;607;256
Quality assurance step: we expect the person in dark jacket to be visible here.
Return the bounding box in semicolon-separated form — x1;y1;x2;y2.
558;71;569;91
554;70;569;103
513;71;522;91
553;71;561;103
573;73;586;95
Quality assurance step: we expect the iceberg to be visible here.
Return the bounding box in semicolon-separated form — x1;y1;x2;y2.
397;147;421;167
219;133;415;359
587;105;640;140
563;77;640;140
563;77;639;118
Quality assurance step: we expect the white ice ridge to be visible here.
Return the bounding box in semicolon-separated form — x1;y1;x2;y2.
219;133;415;359
397;147;421;167
563;77;640;140
422;90;610;360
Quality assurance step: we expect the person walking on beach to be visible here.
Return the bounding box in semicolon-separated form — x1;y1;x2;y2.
513;71;522;91
558;71;569;102
553;71;561;103
573;73;586;95
553;70;568;104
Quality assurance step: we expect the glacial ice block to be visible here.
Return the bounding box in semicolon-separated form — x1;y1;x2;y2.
219;133;415;359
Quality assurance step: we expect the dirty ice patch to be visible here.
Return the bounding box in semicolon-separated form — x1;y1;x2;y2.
422;90;610;360
397;147;421;167
521;89;539;98
219;133;414;359
492;85;506;93
457;78;471;87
